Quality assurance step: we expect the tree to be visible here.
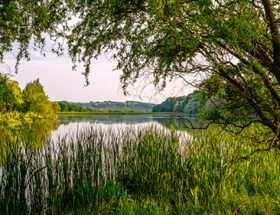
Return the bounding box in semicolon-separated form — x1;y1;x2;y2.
23;79;58;118
66;0;279;149
152;91;203;116
58;101;70;112
153;97;177;112
0;0;69;70
0;74;23;112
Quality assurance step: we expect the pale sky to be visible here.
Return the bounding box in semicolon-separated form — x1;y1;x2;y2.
1;50;194;104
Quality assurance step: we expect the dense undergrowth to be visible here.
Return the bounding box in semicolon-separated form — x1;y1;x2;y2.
0;126;279;214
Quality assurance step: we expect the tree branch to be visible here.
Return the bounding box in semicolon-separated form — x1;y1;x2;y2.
261;0;280;67
224;135;279;167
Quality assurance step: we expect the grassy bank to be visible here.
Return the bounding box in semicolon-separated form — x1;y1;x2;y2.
0;126;279;214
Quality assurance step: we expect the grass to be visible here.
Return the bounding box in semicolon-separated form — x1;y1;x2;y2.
0;125;279;214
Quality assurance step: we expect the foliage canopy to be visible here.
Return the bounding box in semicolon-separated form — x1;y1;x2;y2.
0;74;23;112
0;75;59;121
152;91;202;115
0;0;70;71
23;79;59;118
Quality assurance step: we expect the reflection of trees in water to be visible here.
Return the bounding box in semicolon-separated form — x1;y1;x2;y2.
21;120;60;147
59;114;206;129
58;114;204;131
153;117;186;129
152;116;203;131
0;120;59;164
59;114;155;125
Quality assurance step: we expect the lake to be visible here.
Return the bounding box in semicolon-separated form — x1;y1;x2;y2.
53;113;191;139
0;113;193;165
50;114;193;151
1;115;278;214
0;113;193;211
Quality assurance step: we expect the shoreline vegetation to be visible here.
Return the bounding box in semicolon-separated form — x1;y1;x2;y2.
57;100;155;113
58;111;155;115
0;75;59;133
58;111;175;116
0;126;279;214
56;91;204;117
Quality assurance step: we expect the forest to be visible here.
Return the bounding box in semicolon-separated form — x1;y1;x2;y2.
58;100;154;112
152;91;202;115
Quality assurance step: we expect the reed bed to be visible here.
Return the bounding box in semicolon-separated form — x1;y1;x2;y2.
0;125;279;214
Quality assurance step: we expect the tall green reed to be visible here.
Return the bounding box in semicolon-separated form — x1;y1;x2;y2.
0;125;279;214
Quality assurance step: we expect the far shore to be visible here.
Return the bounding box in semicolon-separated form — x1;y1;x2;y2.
58;111;162;116
58;112;197;118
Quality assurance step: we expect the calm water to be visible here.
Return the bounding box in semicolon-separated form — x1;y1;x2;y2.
0;113;193;208
0;113;192;179
0;114;194;164
0;113;195;213
52;113;192;140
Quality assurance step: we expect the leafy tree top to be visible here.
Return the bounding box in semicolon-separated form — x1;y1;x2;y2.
23;79;59;118
0;0;70;70
0;74;23;112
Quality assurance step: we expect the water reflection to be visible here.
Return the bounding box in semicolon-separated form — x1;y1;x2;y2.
57;114;194;133
0;120;59;164
56;115;158;140
59;114;156;125
53;114;193;153
0;114;194;213
0;114;195;165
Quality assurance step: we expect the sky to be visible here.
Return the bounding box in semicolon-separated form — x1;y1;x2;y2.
1;50;194;104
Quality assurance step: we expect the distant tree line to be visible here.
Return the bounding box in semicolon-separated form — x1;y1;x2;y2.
0;74;59;119
153;91;257;123
58;101;92;112
58;101;154;112
152;91;204;117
